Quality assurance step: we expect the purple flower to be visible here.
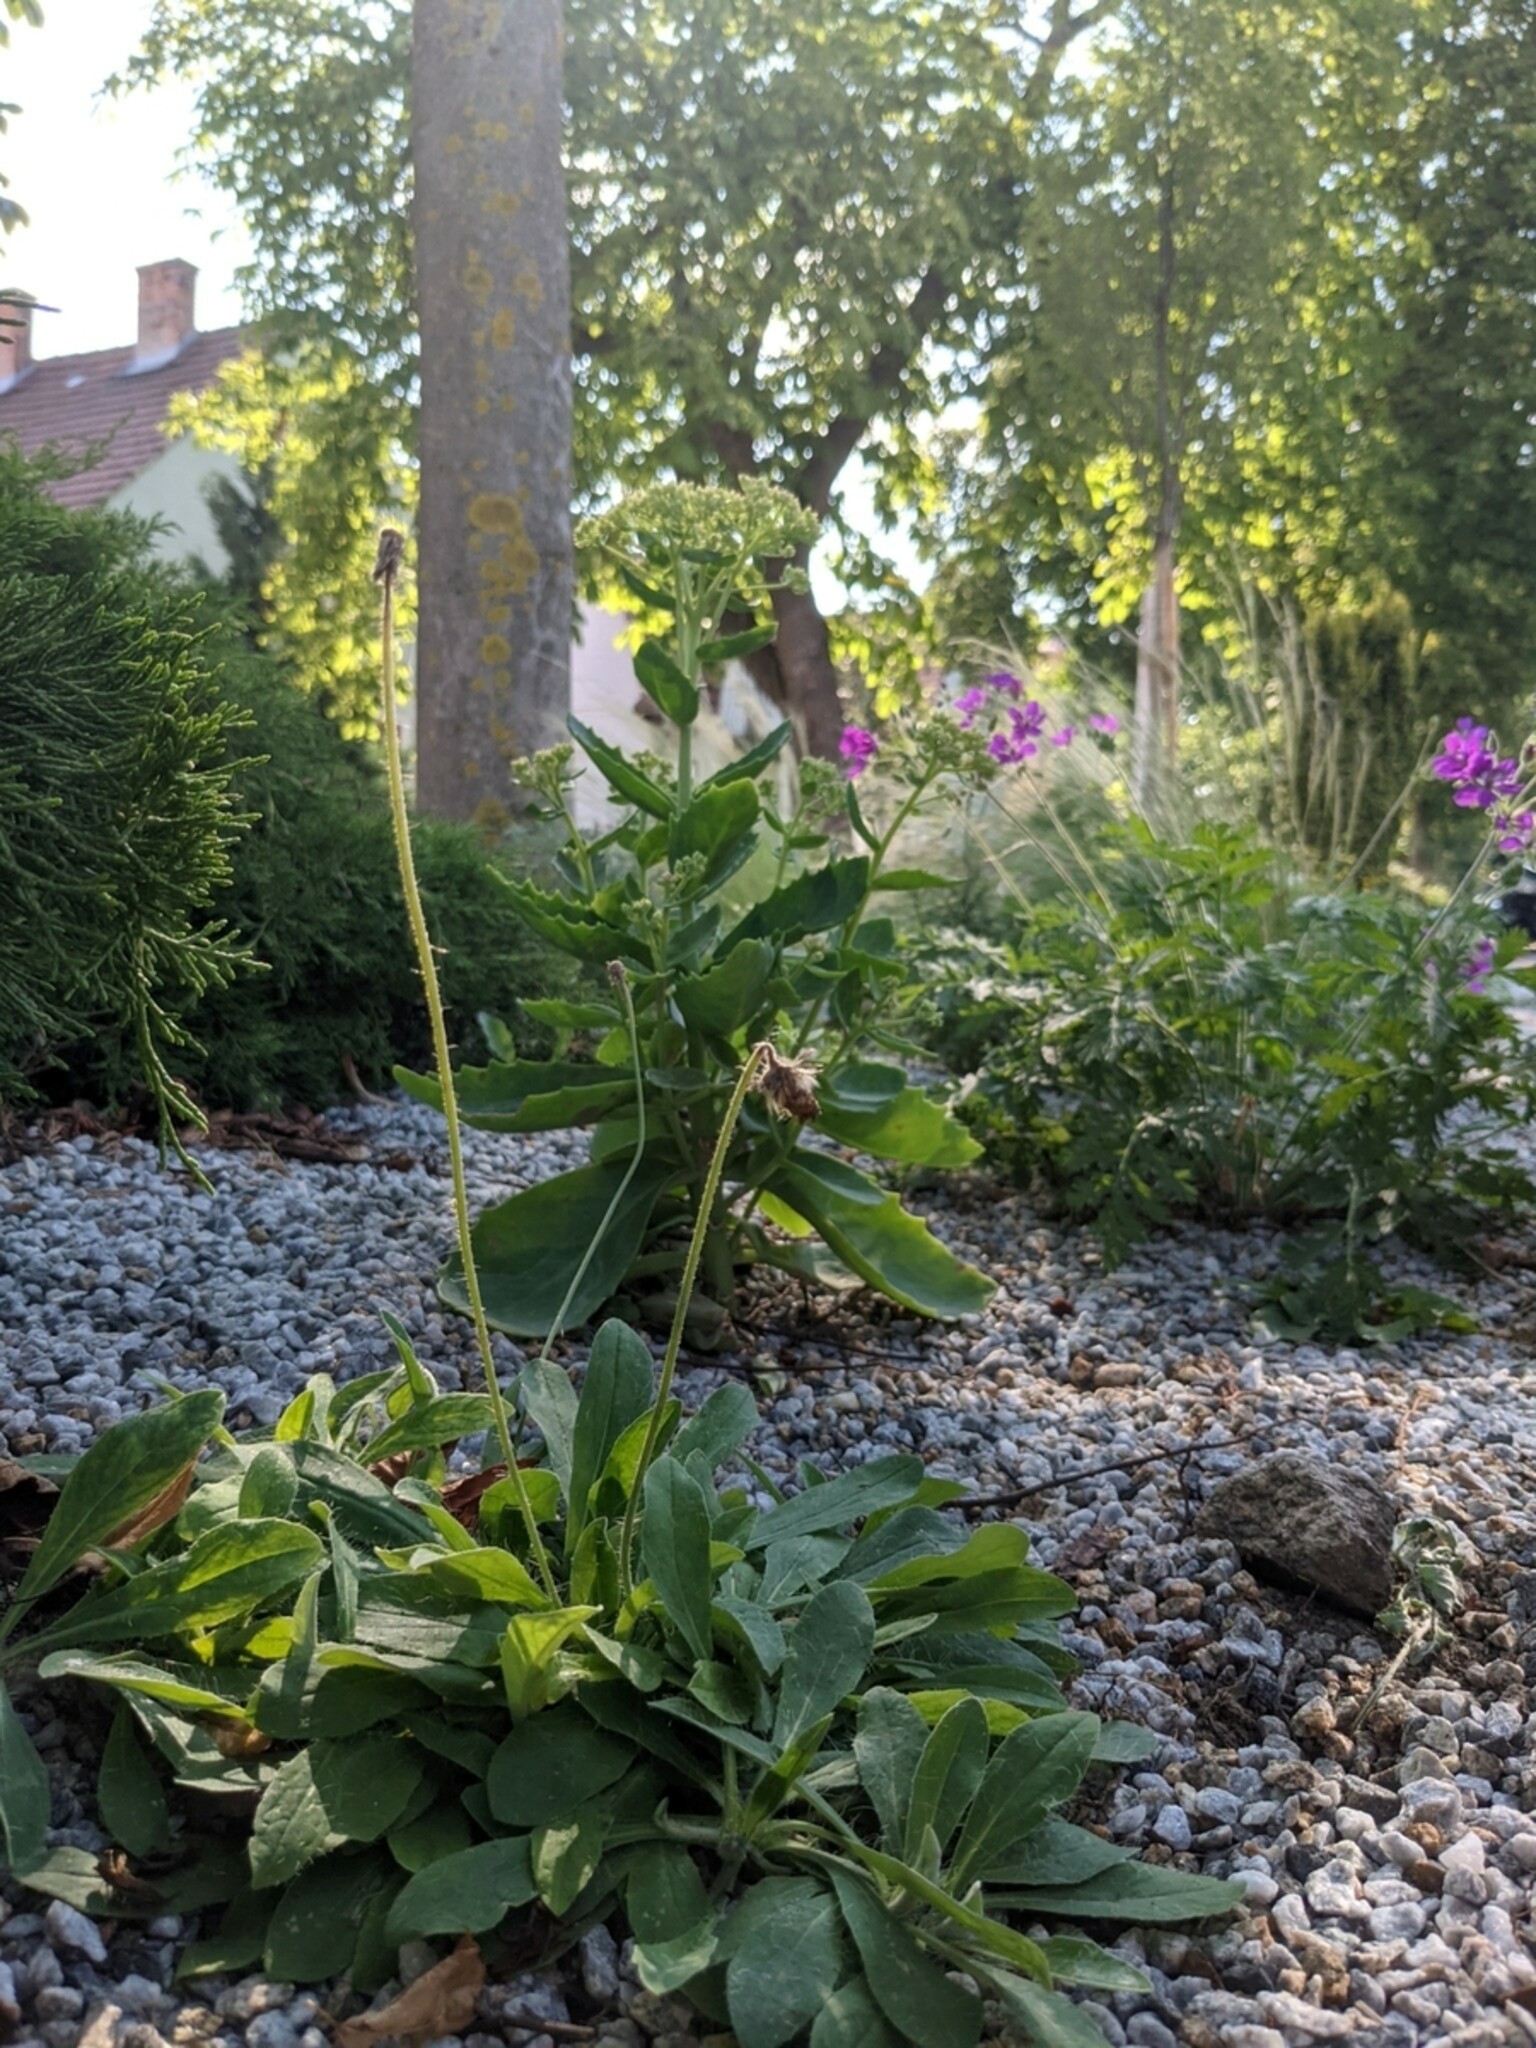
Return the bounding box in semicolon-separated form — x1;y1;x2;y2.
1462;936;1497;994
955;686;989;729
839;725;878;780
1050;726;1077;748
988;701;1048;765
984;671;1022;699
1432;719;1522;812
1089;712;1120;735
1495;809;1535;855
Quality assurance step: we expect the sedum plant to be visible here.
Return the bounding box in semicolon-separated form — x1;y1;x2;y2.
398;479;997;1337
0;531;1241;2048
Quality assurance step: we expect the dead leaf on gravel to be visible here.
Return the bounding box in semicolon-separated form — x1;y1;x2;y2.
0;1457;58;1580
332;1935;484;2048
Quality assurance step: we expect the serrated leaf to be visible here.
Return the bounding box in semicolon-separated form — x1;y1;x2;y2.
635;638;700;723
568;714;676;817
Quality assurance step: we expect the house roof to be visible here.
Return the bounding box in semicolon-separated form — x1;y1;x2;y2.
0;327;244;510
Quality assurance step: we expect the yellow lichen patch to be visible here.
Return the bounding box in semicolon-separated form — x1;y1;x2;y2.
483;604;511;626
480;633;512;665
468;492;525;535
444;134;465;156
501;397;517;414
473;797;512;835
462;252;494;308
475;396;491;415
483;190;522;220
474;118;511;142
491;308;516;350
513;267;544;308
475;357;490;382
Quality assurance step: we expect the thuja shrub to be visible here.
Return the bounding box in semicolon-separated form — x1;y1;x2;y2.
0;449;246;1137
46;642;588;1112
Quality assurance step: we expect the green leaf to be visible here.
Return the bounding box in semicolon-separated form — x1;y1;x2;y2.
698;721;794;792
712;1596;786;1679
817;1089;982;1170
642;1458;717;1662
633;1917;721;1995
675;938;777;1036
38;1652;255;1720
570;1320;655;1547
757;1533;854;1605
176;1891;273;1980
387;1801;475;1874
765;1153;995;1319
498;1606;601;1717
699;621;778;662
239;1444;299;1520
723;1877;849;2048
0;1680;49;1876
985;1817;1136;1887
991;1862;1244;1923
726;857;870;947
950;1713;1102;1888
1037;1937;1151;1993
773;1580;875;1749
98;1704;170;1858
519;1357;579;1490
568;714;676;817
266;1848;398;1981
286;1441;431;1549
904;1696;988;1862
751;1455;924;1548
673;1381;760;1474
853;1688;929;1849
809;1975;903;2048
989;1971;1119;2048
412;1548;550;1609
829;1869;981;2048
387;1834;538;1941
362;1394;497;1466
250;1735;427;1889
532;1803;607;1916
399;1056;633;1133
26;1521;324;1656
865;1522;1033;1590
4;1390;225;1637
669;779;762;889
625;1839;712;1943
520;995;623;1032
488;875;646;966
487;1703;635;1826
444;1156;674;1338
635;637;700;723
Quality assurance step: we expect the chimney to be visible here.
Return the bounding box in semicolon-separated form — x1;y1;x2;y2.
0;290;33;389
134;258;197;370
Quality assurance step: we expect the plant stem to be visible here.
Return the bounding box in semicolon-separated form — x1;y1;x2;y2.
373;534;556;1601
617;1040;769;1594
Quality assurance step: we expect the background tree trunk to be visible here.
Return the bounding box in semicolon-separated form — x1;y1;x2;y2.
737;568;844;760
413;0;572;825
1130;530;1180;814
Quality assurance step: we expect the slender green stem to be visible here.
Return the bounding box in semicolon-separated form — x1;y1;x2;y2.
374;538;556;1601
617;1041;769;1594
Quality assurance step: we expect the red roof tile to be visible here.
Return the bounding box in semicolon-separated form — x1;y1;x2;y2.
0;327;245;509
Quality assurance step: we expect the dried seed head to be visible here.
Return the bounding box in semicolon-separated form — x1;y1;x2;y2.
754;1044;820;1122
373;528;406;586
606;959;629;989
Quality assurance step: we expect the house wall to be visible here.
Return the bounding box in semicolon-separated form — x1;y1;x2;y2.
104;436;246;577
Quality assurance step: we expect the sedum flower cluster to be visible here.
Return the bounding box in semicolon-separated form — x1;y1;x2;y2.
577;479;821;607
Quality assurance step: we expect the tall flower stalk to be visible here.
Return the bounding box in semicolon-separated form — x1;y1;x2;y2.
372;531;556;1600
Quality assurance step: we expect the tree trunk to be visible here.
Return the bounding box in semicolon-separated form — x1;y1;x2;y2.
1130;529;1180;815
412;0;572;825
738;561;844;759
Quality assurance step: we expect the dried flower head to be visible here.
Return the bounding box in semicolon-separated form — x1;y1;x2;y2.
753;1043;820;1122
373;528;406;587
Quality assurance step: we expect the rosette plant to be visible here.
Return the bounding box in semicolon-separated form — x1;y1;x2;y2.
399;480;997;1338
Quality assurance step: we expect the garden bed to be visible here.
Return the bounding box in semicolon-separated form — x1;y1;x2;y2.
1;1100;1533;2048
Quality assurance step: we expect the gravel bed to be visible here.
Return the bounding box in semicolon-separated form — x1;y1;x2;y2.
1;1098;1534;2048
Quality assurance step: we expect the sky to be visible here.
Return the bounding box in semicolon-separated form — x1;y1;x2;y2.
3;0;249;356
1;1;918;599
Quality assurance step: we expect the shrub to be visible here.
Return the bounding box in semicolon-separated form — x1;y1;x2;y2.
399;481;998;1338
49;644;586;1112
0;448;247;1136
928;818;1536;1331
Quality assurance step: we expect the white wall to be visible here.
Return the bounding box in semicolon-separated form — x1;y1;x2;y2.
105;436;246;577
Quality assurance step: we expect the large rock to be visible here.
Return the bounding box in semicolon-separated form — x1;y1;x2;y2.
1195;1452;1396;1618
